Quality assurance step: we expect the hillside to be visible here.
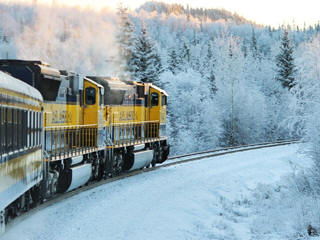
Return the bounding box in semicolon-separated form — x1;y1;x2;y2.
137;1;253;25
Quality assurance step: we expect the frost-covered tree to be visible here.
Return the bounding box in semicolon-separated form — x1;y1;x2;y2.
131;23;162;83
160;69;221;154
294;35;320;169
115;5;136;79
214;36;268;146
275;31;297;90
179;40;191;69
202;41;217;94
167;48;182;74
250;28;259;58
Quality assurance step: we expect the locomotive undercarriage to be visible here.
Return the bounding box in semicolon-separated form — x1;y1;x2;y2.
3;184;42;225
46;140;169;194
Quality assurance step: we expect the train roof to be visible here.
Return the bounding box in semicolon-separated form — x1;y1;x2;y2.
0;59;61;79
0;70;43;101
0;59;50;66
150;84;168;96
86;76;135;93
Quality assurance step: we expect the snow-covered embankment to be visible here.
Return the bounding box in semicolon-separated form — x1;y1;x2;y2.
3;144;303;240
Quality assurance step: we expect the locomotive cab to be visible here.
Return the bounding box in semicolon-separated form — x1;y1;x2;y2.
83;77;104;126
148;86;161;121
148;85;168;137
148;86;167;121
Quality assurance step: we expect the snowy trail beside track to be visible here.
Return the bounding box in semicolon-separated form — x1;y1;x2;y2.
3;144;304;240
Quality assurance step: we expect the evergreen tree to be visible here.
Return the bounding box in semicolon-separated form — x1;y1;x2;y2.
180;41;191;65
275;31;297;90
207;69;217;95
167;48;181;74
250;29;259;58
201;41;214;73
202;41;217;94
131;23;162;84
115;5;136;80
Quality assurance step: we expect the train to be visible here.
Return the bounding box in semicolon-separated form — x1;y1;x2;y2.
0;60;169;234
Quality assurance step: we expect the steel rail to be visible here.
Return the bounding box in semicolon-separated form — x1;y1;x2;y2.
168;139;300;160
4;139;299;235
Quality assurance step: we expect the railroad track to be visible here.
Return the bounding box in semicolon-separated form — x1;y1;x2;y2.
4;139;299;235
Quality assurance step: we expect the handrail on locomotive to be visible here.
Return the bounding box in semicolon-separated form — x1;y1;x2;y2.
44;120;161;161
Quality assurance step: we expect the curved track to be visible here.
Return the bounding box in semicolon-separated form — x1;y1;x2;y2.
4;140;299;235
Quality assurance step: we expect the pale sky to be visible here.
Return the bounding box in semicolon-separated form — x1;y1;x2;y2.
6;0;320;27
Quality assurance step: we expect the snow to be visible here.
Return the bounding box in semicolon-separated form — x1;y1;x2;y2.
3;144;304;240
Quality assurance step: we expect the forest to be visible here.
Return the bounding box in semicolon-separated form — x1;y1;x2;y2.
1;1;319;154
2;1;320;238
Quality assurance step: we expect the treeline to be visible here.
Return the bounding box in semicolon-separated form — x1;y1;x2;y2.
138;1;250;24
0;1;319;157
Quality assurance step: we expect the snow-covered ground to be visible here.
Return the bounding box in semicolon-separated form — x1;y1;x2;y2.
3;144;305;240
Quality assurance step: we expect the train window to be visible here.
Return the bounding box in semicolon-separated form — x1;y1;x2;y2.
85;87;96;105
16;109;19;149
33;112;35;147
13;109;17;151
17;109;20;149
6;108;8;153
19;110;22;149
37;112;41;146
137;85;144;98
36;112;38;146
23;110;27;148
162;95;167;106
2;108;6;153
27;111;30;148
34;112;37;146
29;112;32;147
7;108;12;152
151;93;159;106
32;112;35;147
16;109;19;150
99;91;104;106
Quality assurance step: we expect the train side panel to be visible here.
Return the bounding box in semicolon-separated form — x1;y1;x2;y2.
0;71;43;233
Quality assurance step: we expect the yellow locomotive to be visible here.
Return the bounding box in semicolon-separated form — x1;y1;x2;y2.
0;60;169;231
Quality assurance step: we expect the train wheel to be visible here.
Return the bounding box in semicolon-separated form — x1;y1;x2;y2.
4;209;9;225
152;143;160;166
113;151;124;175
30;186;41;208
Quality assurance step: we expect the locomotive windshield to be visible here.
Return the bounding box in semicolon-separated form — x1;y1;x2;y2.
162;95;167;106
85;87;96;105
151;92;159;106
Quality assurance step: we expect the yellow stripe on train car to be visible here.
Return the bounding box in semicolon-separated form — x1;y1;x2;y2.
0;149;42;192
